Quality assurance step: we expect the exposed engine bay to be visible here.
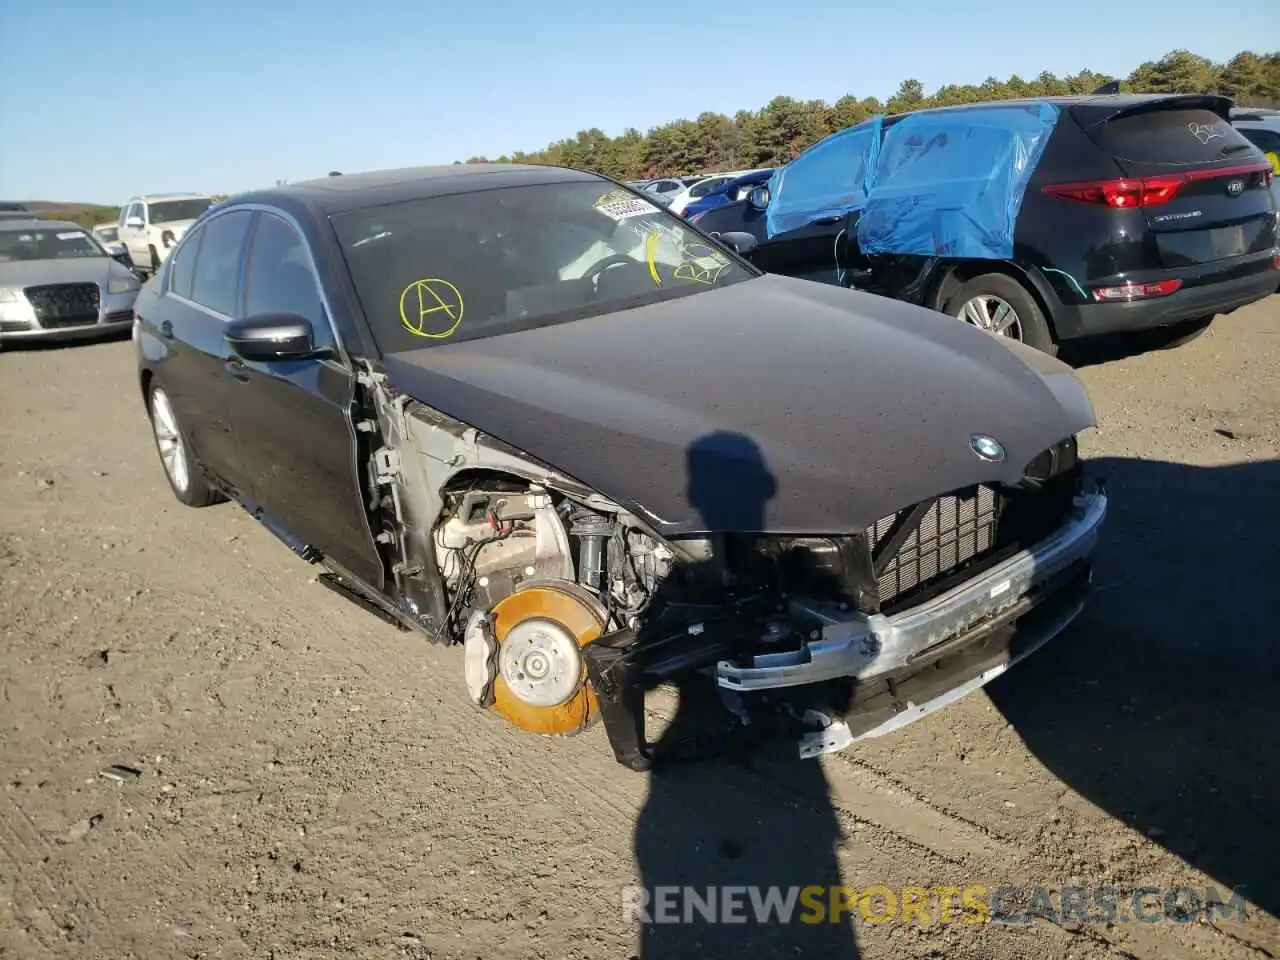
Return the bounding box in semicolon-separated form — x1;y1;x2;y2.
347;366;1106;772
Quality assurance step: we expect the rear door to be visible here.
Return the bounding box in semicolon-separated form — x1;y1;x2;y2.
164;209;256;494
227;211;384;590
1070;99;1276;269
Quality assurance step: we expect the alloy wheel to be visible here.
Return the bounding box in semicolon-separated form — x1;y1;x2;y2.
150;387;189;493
956;294;1023;340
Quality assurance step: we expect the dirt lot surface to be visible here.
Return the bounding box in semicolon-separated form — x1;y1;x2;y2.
2;301;1278;960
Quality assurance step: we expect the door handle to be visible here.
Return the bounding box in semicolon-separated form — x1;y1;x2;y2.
808;214;843;225
225;357;250;382
158;319;174;339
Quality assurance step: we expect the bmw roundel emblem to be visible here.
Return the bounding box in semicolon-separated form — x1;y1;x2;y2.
969;434;1006;463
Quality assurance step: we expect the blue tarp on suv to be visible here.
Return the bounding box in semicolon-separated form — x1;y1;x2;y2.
765;101;1062;261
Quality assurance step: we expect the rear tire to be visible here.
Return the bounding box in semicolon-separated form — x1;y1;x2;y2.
147;383;223;507
1125;315;1213;351
943;273;1058;356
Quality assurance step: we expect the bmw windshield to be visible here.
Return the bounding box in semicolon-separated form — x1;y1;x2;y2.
332;180;756;353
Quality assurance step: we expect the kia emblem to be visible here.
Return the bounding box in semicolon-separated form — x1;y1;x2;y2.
1226;179;1245;197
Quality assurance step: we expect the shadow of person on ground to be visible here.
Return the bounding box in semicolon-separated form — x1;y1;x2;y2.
0;330;132;354
988;456;1280;920
632;431;859;959
1056;322;1212;369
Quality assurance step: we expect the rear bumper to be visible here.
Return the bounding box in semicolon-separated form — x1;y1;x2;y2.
717;489;1108;692
1051;257;1279;339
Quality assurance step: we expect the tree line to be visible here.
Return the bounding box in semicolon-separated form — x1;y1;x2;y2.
458;49;1280;179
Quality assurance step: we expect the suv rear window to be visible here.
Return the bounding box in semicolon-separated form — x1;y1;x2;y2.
1086;108;1258;165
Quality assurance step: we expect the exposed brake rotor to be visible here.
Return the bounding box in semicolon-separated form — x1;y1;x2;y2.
480;581;608;736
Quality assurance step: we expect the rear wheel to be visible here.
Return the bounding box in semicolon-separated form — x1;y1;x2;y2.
147;383;223;507
943;273;1057;355
1126;315;1213;351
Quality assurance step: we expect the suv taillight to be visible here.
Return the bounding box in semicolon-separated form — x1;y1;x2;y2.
1043;161;1274;208
1093;278;1183;301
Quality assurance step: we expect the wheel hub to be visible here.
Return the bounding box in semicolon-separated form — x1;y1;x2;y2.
484;582;607;736
498;617;583;708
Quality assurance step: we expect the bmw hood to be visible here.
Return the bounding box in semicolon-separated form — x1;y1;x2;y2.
380;274;1096;536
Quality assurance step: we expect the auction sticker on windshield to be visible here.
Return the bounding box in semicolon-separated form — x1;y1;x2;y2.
595;190;658;221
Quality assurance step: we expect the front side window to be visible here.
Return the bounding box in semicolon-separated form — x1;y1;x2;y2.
0;226;105;262
189;210;252;317
332;179;756;354
149;198;215;225
243;213;330;345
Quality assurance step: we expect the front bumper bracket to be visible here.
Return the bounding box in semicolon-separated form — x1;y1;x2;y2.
716;488;1108;692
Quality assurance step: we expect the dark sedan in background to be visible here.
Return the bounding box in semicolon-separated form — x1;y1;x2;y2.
0;219;141;346
134;164;1107;770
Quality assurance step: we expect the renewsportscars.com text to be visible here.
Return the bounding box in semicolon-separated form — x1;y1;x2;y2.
623;884;1248;926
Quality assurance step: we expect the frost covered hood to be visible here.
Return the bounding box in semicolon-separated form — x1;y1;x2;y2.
380;274;1095;536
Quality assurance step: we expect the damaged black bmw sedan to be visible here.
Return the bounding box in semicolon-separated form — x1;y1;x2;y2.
134;164;1108;770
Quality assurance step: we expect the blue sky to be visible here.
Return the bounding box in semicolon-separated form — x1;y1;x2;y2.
1;0;1275;203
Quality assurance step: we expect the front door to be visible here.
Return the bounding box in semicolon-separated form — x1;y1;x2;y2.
225;211;385;590
119;203;149;266
750;218;848;286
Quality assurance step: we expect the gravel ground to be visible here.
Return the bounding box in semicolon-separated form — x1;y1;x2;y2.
1;302;1277;960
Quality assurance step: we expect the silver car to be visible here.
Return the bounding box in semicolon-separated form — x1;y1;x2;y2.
0;219;141;345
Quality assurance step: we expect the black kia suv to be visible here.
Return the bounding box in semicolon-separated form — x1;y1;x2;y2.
693;94;1279;354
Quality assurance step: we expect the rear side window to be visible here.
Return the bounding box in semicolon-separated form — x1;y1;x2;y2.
190;210;253;318
1086;108;1259;165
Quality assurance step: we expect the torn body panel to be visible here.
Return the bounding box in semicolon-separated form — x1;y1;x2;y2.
356;357;1107;771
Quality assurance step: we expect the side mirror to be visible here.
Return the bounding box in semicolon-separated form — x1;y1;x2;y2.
747;185;770;211
125;216;144;229
711;231;759;256
103;241;133;267
225;313;320;362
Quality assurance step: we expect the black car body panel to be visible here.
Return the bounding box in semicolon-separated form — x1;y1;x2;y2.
380;273;1093;536
134;164;1109;770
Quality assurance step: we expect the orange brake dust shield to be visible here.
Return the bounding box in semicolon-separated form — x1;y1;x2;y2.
489;583;607;736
